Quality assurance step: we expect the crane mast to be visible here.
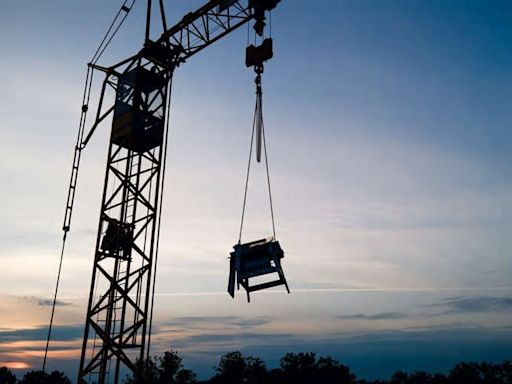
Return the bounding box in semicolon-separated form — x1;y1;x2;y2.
74;1;280;383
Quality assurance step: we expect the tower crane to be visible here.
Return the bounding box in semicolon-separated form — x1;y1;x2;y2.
42;1;288;383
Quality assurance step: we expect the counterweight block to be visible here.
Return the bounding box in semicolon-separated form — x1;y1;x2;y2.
111;66;167;153
228;238;290;302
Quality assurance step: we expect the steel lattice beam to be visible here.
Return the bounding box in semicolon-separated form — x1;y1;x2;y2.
78;53;170;384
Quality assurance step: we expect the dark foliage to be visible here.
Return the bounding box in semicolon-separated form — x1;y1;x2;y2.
277;352;356;384
0;367;17;384
124;349;196;384
18;370;70;384
1;356;511;384
176;369;197;384
208;352;268;384
206;351;355;384
359;361;512;384
448;361;512;384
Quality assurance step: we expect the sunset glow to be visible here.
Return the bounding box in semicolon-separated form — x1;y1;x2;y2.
1;361;31;370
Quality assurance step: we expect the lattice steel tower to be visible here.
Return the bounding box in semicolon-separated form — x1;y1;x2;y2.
60;1;282;383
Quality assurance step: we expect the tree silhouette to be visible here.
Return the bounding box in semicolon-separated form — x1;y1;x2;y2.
159;350;186;384
125;357;161;384
429;373;449;384
478;361;505;384
449;362;484;383
210;351;272;384
19;370;47;384
175;369;197;384
316;356;356;383
8;354;508;384
212;351;248;384
0;367;16;384
501;360;512;383
1;354;510;384
277;352;356;384
280;352;317;383
124;350;196;384
244;357;267;384
19;370;71;384
390;370;437;384
447;361;512;384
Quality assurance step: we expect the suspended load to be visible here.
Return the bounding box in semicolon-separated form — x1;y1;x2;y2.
229;24;289;301
228;238;289;302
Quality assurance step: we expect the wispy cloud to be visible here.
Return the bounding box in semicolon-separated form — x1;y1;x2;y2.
19;296;71;308
0;325;82;343
181;332;299;346
166;316;271;329
336;312;409;320
431;296;512;315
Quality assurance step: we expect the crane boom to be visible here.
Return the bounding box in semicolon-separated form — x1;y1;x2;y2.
158;0;254;61
97;0;273;73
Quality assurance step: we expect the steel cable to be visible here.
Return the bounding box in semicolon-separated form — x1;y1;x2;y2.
238;73;277;243
147;74;174;358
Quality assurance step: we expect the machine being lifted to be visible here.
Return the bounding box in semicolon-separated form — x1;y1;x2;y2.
229;238;289;302
43;1;288;383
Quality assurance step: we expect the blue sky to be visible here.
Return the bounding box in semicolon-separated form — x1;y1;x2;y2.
0;0;511;381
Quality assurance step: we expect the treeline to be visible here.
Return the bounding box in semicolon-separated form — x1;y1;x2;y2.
1;351;511;384
0;368;70;384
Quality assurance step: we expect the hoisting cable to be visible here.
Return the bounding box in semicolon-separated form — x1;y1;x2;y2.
42;0;136;371
91;0;136;65
238;91;257;243
238;67;277;243
260;78;277;240
147;74;174;358
42;65;93;372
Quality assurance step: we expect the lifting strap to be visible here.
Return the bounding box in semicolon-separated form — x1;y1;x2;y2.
238;67;277;244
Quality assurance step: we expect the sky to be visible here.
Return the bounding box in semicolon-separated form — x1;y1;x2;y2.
0;0;512;381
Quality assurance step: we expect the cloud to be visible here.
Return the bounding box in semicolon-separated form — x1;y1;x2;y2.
182;332;299;345
0;325;82;343
165;316;272;329
3;318;512;381
431;296;512;315
336;312;408;320
19;296;72;308
334;296;512;322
